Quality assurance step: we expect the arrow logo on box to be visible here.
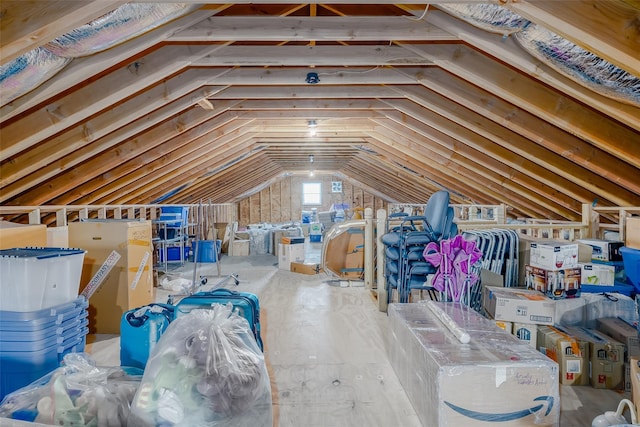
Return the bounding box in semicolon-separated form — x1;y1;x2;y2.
444;395;554;422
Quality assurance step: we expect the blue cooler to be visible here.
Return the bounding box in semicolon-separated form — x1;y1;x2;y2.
120;303;175;369
620;246;640;291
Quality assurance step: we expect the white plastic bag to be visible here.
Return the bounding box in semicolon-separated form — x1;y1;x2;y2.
128;304;272;426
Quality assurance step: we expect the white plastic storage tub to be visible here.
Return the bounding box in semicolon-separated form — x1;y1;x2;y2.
0;247;86;312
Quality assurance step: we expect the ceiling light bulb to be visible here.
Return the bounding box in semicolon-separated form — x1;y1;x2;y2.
309;170;315;177
309;155;314;163
309;128;317;137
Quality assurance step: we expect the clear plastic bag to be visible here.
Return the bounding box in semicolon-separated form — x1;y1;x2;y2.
0;352;142;426
128;304;272;426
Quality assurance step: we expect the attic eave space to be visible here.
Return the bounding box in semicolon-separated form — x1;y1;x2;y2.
0;3;198;106
437;3;640;107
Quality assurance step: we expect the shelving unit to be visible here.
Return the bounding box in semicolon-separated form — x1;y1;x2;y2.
153;206;190;272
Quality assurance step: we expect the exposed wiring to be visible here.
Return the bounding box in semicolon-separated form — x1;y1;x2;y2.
316;66;382;77
409;4;430;21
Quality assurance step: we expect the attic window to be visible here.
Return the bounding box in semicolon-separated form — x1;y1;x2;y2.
302;182;322;205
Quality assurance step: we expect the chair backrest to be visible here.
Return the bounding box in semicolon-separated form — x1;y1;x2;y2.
442;206;458;239
424;190;450;240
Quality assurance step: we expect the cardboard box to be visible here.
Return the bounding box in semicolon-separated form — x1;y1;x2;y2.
524;265;581;299
290;262;322;275
230;239;249;256
69;220;154;334
389;302;560;427
518;235;592;287
0;221;47;249
278;242;305;270
46;226;68;248
577;239;624;262
566;326;624;389
529;241;579;271
537;325;590;386
596;317;640;361
579;262;615;286
631;359;640;416
483;286;556;325
513;322;538;348
280;236;305;245
626;217;640;250
481;268;503;287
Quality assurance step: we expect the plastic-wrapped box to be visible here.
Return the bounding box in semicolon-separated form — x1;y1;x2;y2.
0;247;86;312
388;302;559;427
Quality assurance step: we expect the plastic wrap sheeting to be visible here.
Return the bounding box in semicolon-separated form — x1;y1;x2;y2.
0;353;142;425
0;48;71;106
554;292;639;329
248;228;272;255
436;4;529;35
45;3;199;58
514;24;640;106
388;301;559;427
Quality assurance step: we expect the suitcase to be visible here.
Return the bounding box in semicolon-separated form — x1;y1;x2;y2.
174;288;264;351
120;303;174;369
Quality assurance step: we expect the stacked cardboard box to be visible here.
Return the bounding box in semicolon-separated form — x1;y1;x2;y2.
69;220;154;334
525;265;581;299
482;286;556;326
627;217;640;250
0;221;47;249
525;241;581;299
278;237;305;271
576;239;624;262
537;325;589;386
565;326;624;390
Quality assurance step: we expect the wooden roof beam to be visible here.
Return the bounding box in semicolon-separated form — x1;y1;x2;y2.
421;10;640;131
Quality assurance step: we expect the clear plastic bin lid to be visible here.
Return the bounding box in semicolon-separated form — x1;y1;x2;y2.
0;247;86;259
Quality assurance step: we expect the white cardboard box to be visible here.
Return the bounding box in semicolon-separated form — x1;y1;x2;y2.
483;286;556;325
529;241;579;271
577;239;624;262
579;262;615;286
278;242;305;270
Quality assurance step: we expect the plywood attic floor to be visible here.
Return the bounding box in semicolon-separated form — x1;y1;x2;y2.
2;240;632;427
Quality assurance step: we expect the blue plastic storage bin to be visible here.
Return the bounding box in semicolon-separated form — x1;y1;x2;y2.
158;245;189;261
0;297;88;331
580;279;636;297
58;328;88;363
0;343;60;401
620;246;640;290
196;240;221;263
159;206;189;227
0;297;89;400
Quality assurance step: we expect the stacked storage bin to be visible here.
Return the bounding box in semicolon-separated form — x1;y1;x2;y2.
0;247;88;401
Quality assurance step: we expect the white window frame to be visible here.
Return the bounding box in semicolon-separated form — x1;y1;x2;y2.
302;182;322;205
